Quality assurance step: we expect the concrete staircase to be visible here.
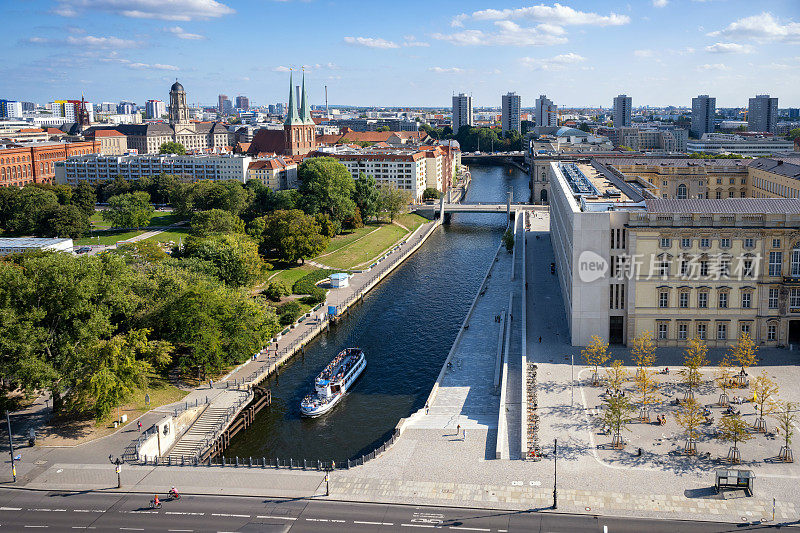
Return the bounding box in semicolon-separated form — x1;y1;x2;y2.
166;391;249;461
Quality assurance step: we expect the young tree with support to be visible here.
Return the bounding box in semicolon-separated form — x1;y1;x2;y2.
714;354;735;406
603;359;628;397
773;401;797;463
631;330;657;378
729;333;758;388
674;397;704;455
717;412;753;464
751;370;779;433
634;366;659;422
602;393;635;449
582;335;610;386
680;337;709;401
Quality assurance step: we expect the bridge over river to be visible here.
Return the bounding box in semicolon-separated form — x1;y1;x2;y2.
416;197;545;222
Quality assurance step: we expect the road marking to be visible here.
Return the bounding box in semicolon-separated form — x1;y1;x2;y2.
168;530;194;532
449;528;490;532
256;516;297;520
211;513;249;518
165;512;204;516
402;525;435;529
355;522;395;526
305;518;329;522
30;509;66;512
331;520;346;523
24;526;48;529
74;510;104;513
119;529;144;531
0;507;22;511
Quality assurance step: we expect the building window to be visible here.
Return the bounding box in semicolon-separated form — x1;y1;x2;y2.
659;259;670;277
660;237;671;248
716;191;722;199
700;260;709;277
717;323;727;340
742;257;755;278
744;238;755;248
718;292;728;309
676;184;688;199
769;251;783;277
680;258;689;277
791;246;800;277
678;323;688;340
741;292;752;309
773;238;781;248
769;287;780;309
768;324;777;341
697;323;707;340
657;323;668;340
720;238;731;248
681;238;691;248
700;238;710;248
741;322;751;336
698;292;708;309
791;288;800;309
659;291;669;308
679;292;689;308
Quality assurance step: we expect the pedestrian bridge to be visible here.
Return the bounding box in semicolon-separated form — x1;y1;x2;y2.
415;200;545;222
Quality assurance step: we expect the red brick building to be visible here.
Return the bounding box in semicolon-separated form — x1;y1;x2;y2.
0;140;99;187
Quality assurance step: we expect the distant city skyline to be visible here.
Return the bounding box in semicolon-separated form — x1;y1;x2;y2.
1;0;799;108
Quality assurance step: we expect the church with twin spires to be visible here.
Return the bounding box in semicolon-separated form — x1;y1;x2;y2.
248;72;317;157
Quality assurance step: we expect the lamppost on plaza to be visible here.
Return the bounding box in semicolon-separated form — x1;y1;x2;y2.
108;455;124;488
552;438;558;510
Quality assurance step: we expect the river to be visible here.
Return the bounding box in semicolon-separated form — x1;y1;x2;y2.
223;164;529;464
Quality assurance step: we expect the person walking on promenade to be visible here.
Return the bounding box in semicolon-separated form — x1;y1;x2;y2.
456;424;461;438
137;420;142;432
539;336;542;343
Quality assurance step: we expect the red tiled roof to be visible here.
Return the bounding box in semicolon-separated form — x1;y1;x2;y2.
92;129;125;137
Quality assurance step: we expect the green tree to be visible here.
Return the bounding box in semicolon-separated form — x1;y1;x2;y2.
182;234;263;287
377;185;411;222
773;401;797;462
102;191;154;228
582;335;610;385
674;397;704;454
502;228;514;252
602;393;634;448
38;204;89;238
603;359;628;396
263;281;290;301
717;412;753;463
72;182;97;216
248;209;329;264
788;128;800;141
680;337;708;399
113;241;168;264
159;141;186;155
190;209;245;237
751;370;779;432
4;186;59;234
192;180;253;216
730;332;758;374
423;187;443;200
353;173;380;222
298;157;356;224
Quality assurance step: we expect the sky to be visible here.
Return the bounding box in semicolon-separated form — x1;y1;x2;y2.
2;0;799;109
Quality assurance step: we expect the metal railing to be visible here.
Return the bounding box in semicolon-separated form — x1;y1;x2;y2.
123;396;212;462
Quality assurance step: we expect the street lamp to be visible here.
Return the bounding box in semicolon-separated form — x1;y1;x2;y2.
108;455;124;488
552;438;558;509
6;411;15;483
571;353;574;408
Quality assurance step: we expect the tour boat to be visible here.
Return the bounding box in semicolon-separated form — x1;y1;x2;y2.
300;348;366;417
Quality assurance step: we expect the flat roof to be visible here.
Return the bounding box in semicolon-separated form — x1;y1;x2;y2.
645;198;800;214
0;237;72;247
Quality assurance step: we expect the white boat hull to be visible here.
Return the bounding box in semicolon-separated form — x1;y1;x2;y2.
300;353;366;417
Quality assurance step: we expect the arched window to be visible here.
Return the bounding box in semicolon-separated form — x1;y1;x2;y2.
791;243;800;276
676;183;687;199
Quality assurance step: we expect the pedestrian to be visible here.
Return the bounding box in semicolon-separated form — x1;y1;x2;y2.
456;424;460;437
137;420;142;432
538;336;542;343
208;379;213;389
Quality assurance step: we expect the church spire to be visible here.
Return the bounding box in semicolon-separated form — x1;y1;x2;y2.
299;70;313;125
284;71;302;126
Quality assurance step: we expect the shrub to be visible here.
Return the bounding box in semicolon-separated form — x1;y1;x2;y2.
300;286;326;305
277;300;303;325
292;269;335;295
263;281;290;301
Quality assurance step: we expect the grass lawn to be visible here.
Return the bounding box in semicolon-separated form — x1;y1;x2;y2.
75;229;145;246
321;223;408;270
318;223;380;255
144;227;191;244
268;264;315;286
89;210;181;229
36;374;188;446
395;213;427;233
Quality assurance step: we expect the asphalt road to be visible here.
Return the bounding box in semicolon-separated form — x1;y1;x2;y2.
0;489;791;532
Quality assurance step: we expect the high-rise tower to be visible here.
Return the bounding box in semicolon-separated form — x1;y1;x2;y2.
168;79;190;125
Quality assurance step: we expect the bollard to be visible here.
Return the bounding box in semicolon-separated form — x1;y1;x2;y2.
236;457;240;467
262;457;266;468
317;459;320;470
222;457;226;467
304;459;307;470
181;456;185;466
347;459;351;469
168;456;172;466
249;457;252;467
290;458;293;469
276;457;279;468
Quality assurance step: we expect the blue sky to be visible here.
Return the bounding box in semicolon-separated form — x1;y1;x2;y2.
2;0;799;108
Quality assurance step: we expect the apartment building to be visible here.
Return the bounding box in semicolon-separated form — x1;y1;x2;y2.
452;93;473;135
247;157;298;190
535;95;558;128
56;153;252;184
613;95;632;127
501;92;521;134
316;147;427;200
691;95;715;139
748;94;778;133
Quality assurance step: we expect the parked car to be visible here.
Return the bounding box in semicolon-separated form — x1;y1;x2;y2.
75;247;91;254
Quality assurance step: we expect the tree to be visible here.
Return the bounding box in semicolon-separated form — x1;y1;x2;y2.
714;354;735;406
72;182;97;216
352;173;379;222
3;186;59;234
248;209;329;264
102;191;154;228
582;335;609;386
377;185;411;222
751;370;779;432
113;241;168;263
298;157;356;224
680;337;708;400
159;141;186;155
717;412;753;463
634;366;659;421
190;209;245;237
674;397;704;455
192;180;253;216
263;281;289;302
502;228;514;252
603;359;628;396
423;187;443;200
631;330;657;370
730;332;758;386
602;393;634;449
182;234;263;287
38;204;89;238
773;401;797;462
788;128;800;141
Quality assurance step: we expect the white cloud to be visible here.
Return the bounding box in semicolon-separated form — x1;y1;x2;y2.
403;36;430;47
521;52;588;70
343;36;399;49
452;3;630;27
272;63;339;73
53;0;234;21
165;26;205;40
696;63;729;71
705;42;753;54
708;12;800;44
25;34;139;48
428;66;464;73
652;0;668;7
272;65;291;72
433;21;568;46
634;49;654;58
128;62;179;71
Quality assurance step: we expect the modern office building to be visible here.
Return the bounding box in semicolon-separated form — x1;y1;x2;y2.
451;93;473;135
57;153;253;184
145;100;166;120
534;95;558;128
117;101;136;115
613;94;632;127
218;94;232;114
687;133;794;157
691;95;716;139
501;92;521;134
235;96;250;111
748;94;778;133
